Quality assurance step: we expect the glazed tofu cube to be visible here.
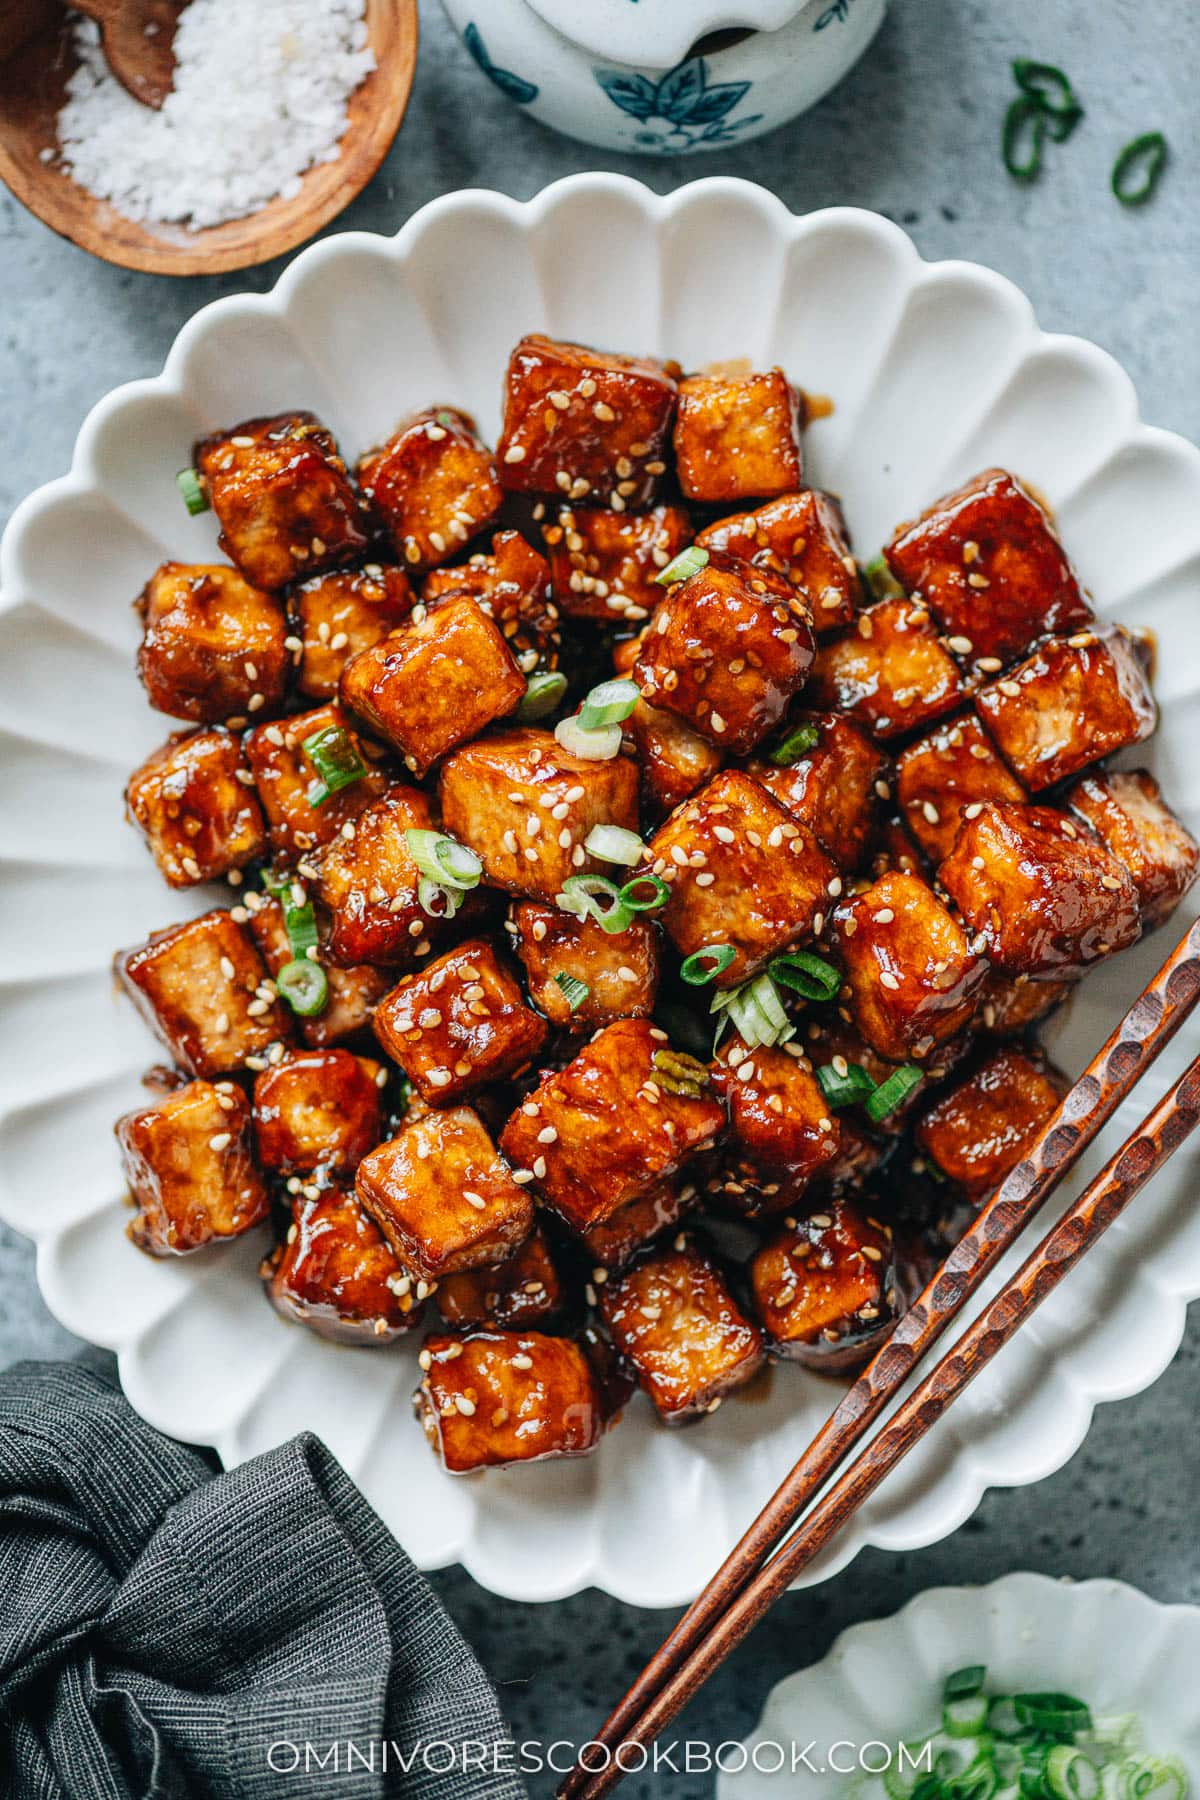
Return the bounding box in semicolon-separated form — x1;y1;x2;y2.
137;562;288;725
510;901;660;1031
316;783;443;967
599;1238;764;1422
973;969;1075;1038
581;1178;698;1271
885;468;1093;669
808;596;967;740
292;562;414;702
914;1047;1065;1201
869;814;927;880
243;702;390;858
416;1330;604;1473
373;937;548;1104
939;801;1142;976
697;490;859;631
422;529;561;669
643;770;837;987
246;894;389;1049
496;334;677;507
436;1224;565;1331
713;1034;841;1195
627;698;723;821
542;503;692;625
672;369;802;504
263;1187;425;1344
125;727;265;888
634;550;815;755
116;910;292;1077
748;711;891;872
195;412;371;593
117;1078;269;1257
976;626;1157;792
500;1018;725;1231
356;1106;533;1280
896;713;1027;863
340;595;524;778
748;1200;899;1372
832;870;985;1060
252;1048;384;1174
355;406;503;575
438;727;639;904
1066;769;1200;929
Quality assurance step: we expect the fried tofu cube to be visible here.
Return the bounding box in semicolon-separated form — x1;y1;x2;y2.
196;412;371;593
243;702;390;858
137;562;288;725
542;503;692;626
885;468;1093;669
896;713;1027;864
976;626;1157;791
316;783;443;968
263;1187;425;1344
697;490;859;631
581;1178;698;1271
125;727;265;887
749;711;891;872
939;801;1142;976
870;814;927;880
510;901;660;1031
627;698;724;821
500;1018;725;1232
808;596;967;740
355;406;503;575
1066;769;1200;929
634;551;815;755
340;595;524;778
117;910;292;1077
422;529;561;669
246;894;388;1048
643;770;837;987
292;562;415;701
712;1035;841;1196
416;1330;605;1472
832;870;985;1060
438;727;639;904
673;369;802;504
914;1047;1065;1201
496;334;677;507
356;1106;533;1280
436;1224;565;1331
373;937;548;1105
252;1048;383;1174
599;1238;764;1422
117;1078;269;1257
748;1200;899;1372
973;969;1075;1039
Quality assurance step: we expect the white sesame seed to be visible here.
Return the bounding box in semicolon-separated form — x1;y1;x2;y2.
208;1132;232;1152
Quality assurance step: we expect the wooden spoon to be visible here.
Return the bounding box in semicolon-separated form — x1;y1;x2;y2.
73;0;185;110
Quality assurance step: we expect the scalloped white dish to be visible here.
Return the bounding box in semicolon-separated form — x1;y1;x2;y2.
2;176;1199;1607
720;1574;1200;1797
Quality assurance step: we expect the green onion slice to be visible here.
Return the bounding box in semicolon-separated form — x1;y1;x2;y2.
1014;1695;1093;1734
584;824;644;866
1003;95;1048;181
680;944;736;986
436;409;456;429
713;972;794;1050
556;873;631;935
618;873;670;913
1045;1747;1101;1800
553;971;589;1013
554;714;623;762
518;670;568;721
261;870;319;960
768;722;820;767
404;828;483;892
1012;59;1082;116
304;724;366;807
277;958;328;1017
944;1693;991;1738
817;1061;876;1109
1112;132;1168;207
417;875;463;920
944;1666;987;1701
770;950;841;1001
655;545;709;586
864;553;903;600
176;467;210;516
578;678;640;731
864;1063;923;1122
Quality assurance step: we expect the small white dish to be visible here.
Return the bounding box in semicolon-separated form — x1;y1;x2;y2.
720;1574;1200;1797
1;176;1198;1606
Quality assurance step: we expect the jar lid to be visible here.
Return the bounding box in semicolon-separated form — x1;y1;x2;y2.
524;0;806;71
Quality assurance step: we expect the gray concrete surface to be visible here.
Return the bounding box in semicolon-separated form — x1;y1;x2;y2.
2;0;1197;1793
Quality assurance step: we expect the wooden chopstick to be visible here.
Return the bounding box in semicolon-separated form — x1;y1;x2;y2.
568;1042;1200;1799
559;917;1200;1800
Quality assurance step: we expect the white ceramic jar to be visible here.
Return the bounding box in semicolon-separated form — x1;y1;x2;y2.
440;0;889;154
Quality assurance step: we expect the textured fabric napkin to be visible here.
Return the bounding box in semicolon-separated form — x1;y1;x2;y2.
0;1359;527;1799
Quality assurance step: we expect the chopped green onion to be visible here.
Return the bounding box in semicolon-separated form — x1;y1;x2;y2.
618;873;669;913
1042;103;1084;144
176;467;209;516
988;1698;1024;1739
770;950;841;1002
1012;59;1082;117
417;875;463;920
680;944;736;986
261;870;319;960
944;1667;988;1702
864;554;903;600
553;972;589;1013
303;724;366;807
864;1063;923;1122
1046;1748;1101;1800
944;1694;991;1738
1014;1696;1093;1735
556;873;631;935
518;670;568;721
555;714;623;761
584;824;644;866
1112;132;1168;207
714;972;794;1050
578;678;640;731
768;722;820;767
277;958;328;1017
817;1061;876;1109
436;409;456;429
651;1047;710;1098
655;545;709;586
404;828;483;891
1003;95;1049;181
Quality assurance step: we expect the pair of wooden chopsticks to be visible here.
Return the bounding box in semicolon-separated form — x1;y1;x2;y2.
559;917;1200;1800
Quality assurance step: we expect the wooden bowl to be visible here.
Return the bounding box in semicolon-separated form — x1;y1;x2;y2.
0;0;418;276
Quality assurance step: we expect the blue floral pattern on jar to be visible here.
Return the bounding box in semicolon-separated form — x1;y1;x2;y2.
594;56;762;151
463;22;539;103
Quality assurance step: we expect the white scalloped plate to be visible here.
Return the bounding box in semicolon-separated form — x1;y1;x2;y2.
721;1574;1200;1797
2;176;1199;1607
